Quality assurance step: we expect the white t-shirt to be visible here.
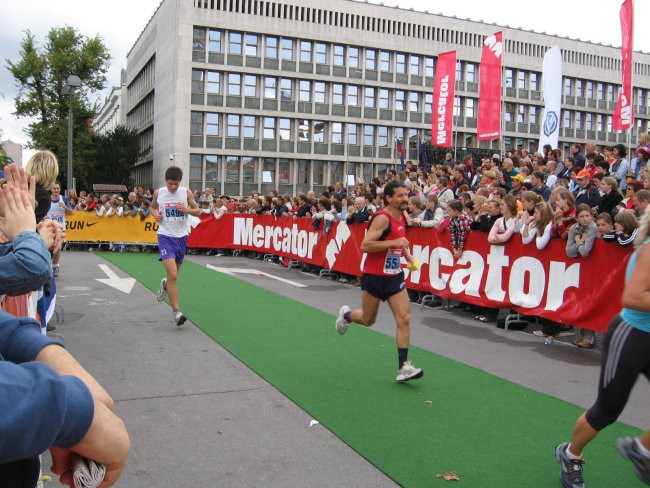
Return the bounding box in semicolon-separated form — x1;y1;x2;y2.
157;186;189;238
47;196;69;226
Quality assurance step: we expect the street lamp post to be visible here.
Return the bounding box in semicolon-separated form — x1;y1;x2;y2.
61;75;81;192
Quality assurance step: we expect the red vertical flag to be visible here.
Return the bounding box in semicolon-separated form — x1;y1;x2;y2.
477;32;503;140
613;0;634;130
431;51;456;147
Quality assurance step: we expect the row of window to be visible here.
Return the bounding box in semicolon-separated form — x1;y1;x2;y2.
192;2;650;75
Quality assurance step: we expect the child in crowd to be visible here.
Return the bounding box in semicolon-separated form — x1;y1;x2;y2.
566;204;598;258
603;211;639;247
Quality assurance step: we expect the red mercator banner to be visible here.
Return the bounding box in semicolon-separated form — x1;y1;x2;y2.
189;215;630;332
477;32;503;140
432;51;456;147
613;0;634;130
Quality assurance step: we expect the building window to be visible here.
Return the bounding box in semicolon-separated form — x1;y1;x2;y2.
395;90;406;111
564;78;572;96
313;121;325;143
585;113;593;130
206;113;219;136
563;110;571;128
207;71;220;94
208;29;221;52
348;85;359;106
333;45;345;66
410;55;420;76
379;89;390;109
456;60;463;81
298;159;309;185
607;84;616;101
279;159;291;184
243;157;255;183
244;75;257;97
228;73;241;95
396;53;406;74
380;51;390;71
409;91;419;112
191;111;203;135
530;72;539;91
281;38;294;60
192;69;204;94
425;92;432;110
279;118;291;140
597;83;604;100
576;79;584;97
313;161;324;185
190;153;202;183
265;36;278;58
300;40;312;62
575;112;583;129
348;123;358;145
227;114;240;137
299;80;311;102
245;34;258;56
314;82;326;103
465;99;475;118
363;125;374;146
378;126;388;146
505;69;514;88
315;42;327;64
425;57;435;77
263;117;276;139
332;83;344;104
364;87;375;108
349;46;360;68
517;104;525;123
529;106;537;124
586;81;594;99
504;102;514;122
263;158;275;183
331;161;344;184
280;78;292;100
243;115;256;138
454;97;461;117
193;27;206;52
229;32;242;55
517;71;526;90
466;63;476;83
365;49;377;70
205;155;219;183
299;119;310;141
226;156;240;182
331;122;343;143
264;77;277;98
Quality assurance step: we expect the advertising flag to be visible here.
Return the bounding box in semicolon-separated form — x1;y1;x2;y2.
418;137;429;173
431;51;456;148
477;32;503;140
395;138;405;170
613;0;634;130
539;46;563;150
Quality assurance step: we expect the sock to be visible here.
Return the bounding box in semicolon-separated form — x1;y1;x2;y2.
635;438;650;458
173;308;179;314
398;348;408;369
343;311;352;323
566;444;582;460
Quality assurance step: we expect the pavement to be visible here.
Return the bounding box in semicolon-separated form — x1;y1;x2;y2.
42;250;649;487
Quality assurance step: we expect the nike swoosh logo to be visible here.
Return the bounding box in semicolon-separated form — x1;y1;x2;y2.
86;222;98;227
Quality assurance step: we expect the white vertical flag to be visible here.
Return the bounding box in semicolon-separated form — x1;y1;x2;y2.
539;45;563;150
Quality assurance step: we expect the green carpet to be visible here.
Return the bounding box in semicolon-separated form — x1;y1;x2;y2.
103;253;641;488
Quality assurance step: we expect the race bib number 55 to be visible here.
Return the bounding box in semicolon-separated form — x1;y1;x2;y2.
383;249;402;275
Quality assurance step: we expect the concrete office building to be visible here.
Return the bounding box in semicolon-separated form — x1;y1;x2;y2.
123;0;650;193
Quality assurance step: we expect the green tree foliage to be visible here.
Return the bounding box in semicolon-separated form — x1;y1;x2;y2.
6;27;111;189
89;125;142;190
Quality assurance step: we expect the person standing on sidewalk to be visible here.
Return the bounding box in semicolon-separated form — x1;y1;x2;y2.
555;204;650;488
151;166;200;326
335;180;423;382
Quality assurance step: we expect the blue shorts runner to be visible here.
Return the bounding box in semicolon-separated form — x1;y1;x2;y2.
158;235;188;264
360;271;406;301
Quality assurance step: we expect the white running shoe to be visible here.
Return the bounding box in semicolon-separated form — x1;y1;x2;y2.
396;361;424;382
157;278;167;302
174;310;187;326
336;305;351;335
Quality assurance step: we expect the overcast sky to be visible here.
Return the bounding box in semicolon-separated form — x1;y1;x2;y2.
1;0;648;156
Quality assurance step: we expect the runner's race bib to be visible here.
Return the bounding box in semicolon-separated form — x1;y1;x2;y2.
383;249;402;275
164;203;184;221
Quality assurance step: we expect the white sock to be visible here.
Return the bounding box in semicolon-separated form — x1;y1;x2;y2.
635;438;650;458
566;444;582;460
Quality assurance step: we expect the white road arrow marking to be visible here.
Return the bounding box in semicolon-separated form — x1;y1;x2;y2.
207;264;306;288
96;264;136;294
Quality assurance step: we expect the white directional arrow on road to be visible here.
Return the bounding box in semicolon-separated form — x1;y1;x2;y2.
96;264;136;294
207;264;306;288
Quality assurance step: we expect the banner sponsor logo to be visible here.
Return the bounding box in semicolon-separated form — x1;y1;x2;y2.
543;111;559;137
325;221;352;268
232;217;319;259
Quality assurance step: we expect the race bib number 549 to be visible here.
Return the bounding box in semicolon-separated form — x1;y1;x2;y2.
164;203;184;221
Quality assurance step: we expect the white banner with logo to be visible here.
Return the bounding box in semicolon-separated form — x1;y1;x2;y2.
539;45;563;149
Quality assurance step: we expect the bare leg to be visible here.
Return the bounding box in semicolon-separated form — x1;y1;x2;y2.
639;430;650;451
52;248;61;266
568;413;599;456
163;259;181;310
387;289;411;349
350;291;380;327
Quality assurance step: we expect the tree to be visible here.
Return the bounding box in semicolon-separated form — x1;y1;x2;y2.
89;125;142;190
6;27;111;189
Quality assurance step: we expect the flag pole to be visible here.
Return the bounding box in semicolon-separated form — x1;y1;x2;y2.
500;33;507;157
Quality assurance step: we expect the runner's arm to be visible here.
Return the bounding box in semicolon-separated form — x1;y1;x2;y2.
360;214;408;253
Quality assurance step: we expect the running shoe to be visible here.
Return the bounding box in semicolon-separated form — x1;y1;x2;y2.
157;278;167;302
616;437;650;485
52;264;60;277
396;361;424;382
555;442;585;488
174;310;187;327
335;305;350;335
